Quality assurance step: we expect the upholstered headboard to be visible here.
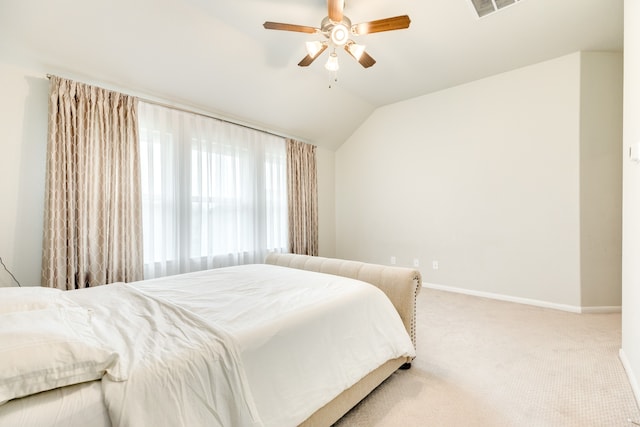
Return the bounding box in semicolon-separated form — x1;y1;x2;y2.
264;253;421;351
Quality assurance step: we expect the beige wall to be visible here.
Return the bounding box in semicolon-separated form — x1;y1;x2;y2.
579;52;623;308
316;146;336;257
621;0;640;406
335;52;622;311
0;63;48;286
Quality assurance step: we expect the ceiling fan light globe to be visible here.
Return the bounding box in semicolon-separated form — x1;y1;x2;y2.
305;41;325;58
347;43;366;60
325;53;340;71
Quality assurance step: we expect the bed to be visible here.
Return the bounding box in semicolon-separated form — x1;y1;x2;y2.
0;253;421;427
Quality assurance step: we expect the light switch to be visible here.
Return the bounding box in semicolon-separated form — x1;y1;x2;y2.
630;143;640;163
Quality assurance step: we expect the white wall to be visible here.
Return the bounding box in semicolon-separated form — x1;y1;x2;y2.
0;63;48;286
621;0;640;406
336;52;622;311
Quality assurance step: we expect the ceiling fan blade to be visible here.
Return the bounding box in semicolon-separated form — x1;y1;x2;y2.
351;15;411;35
298;44;328;67
263;21;319;34
344;43;376;68
355;50;376;68
298;54;319;67
328;0;344;22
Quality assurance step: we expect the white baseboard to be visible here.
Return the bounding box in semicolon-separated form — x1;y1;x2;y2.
619;348;640;409
423;282;621;314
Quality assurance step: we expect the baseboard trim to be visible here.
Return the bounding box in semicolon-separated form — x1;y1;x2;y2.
581;305;623;314
423;283;621;314
619;348;640;409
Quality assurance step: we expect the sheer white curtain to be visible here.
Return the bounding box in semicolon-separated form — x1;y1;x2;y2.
138;102;288;279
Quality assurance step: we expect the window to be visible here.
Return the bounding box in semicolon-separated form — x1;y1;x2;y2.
138;102;288;279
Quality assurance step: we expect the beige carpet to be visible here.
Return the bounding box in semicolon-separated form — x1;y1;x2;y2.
334;288;640;427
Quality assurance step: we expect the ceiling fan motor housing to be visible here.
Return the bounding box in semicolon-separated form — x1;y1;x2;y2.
322;16;352;46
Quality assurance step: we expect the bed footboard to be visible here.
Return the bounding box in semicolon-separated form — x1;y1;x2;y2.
264;253;421;352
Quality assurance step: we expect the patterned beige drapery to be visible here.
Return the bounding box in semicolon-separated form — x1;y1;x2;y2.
42;77;143;289
286;139;318;256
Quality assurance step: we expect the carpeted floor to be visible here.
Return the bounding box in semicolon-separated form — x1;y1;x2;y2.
334;288;640;427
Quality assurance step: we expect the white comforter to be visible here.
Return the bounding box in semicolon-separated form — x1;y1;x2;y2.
66;283;261;427
71;264;415;427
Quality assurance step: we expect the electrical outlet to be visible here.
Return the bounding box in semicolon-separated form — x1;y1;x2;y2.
390;256;396;265
413;258;419;267
432;260;439;270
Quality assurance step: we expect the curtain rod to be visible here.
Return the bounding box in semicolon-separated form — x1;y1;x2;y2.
45;74;309;144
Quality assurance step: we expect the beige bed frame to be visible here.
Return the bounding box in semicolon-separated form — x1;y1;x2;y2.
264;253;422;426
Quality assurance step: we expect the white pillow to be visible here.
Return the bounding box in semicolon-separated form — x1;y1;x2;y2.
0;287;64;314
0;305;121;404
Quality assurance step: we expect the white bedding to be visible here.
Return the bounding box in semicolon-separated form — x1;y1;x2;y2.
0;382;109;427
64;283;261;427
129;264;416;426
1;264;415;427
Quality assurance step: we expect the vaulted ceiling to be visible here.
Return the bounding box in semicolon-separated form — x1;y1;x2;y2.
0;0;623;150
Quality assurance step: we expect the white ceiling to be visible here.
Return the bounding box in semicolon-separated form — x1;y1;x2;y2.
0;0;623;150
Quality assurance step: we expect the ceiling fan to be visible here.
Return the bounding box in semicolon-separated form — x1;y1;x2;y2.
263;0;411;70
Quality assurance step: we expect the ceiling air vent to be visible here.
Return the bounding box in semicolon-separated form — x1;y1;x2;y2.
469;0;521;18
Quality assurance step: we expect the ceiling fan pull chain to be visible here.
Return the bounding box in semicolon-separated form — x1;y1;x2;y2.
328;71;338;89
